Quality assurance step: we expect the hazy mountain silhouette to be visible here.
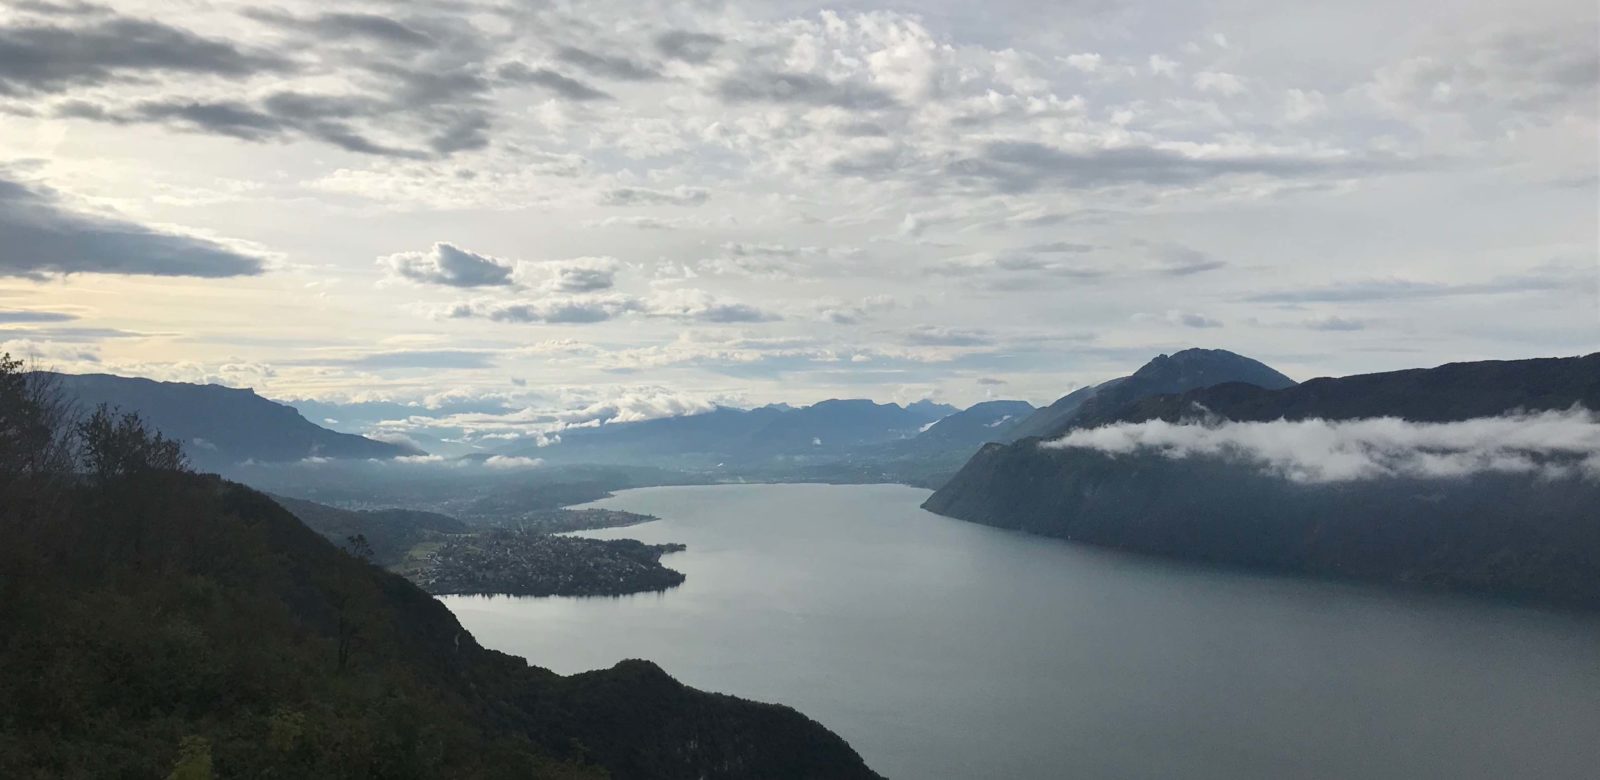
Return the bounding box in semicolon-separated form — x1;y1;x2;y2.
514;399;959;467
913;399;1035;446
45;373;416;470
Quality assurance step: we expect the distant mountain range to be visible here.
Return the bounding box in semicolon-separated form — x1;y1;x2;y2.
915;400;1036;445
44;349;1302;487
46;373;415;471
924;353;1600;608
507;398;963;469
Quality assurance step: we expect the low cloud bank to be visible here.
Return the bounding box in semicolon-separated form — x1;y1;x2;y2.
1041;408;1600;483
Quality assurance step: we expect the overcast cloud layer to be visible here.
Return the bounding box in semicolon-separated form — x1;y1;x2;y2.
0;0;1594;431
1043;409;1600;482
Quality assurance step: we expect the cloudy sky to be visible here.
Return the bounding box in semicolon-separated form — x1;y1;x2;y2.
1;0;1595;429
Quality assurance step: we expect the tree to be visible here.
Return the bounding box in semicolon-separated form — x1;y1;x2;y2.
0;353;78;607
333;535;375;674
345;534;375;562
77;404;188;483
0;353;77;485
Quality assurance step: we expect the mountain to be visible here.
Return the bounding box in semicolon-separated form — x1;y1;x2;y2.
45;373;416;470
270;494;470;566
1078;353;1600;428
514;399;958;467
924;353;1600;609
2;468;881;777
1002;348;1296;441
744;398;955;453
520;406;786;466
1001;382;1111;442
910;400;1035;447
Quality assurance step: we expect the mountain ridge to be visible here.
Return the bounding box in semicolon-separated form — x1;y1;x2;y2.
1002;347;1297;442
44;372;416;470
922;352;1600;608
2;464;882;778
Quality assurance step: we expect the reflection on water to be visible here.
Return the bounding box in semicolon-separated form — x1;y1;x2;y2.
443;483;1600;780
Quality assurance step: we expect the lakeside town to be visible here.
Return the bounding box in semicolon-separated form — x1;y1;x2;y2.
411;528;688;597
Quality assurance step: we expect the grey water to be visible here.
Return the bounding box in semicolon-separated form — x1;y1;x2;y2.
441;483;1600;779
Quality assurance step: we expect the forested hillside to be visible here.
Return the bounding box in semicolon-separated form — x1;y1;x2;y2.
924;354;1600;609
0;356;880;779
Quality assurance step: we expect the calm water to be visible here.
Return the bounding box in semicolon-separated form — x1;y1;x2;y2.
442;483;1600;779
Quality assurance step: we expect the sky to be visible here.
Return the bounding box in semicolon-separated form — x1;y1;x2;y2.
0;0;1596;434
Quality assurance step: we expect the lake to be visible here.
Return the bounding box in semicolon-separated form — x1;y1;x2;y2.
441;483;1600;779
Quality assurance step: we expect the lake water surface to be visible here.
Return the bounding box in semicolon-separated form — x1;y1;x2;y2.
441;483;1600;779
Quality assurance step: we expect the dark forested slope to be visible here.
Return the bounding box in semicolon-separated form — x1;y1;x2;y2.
270;493;469;566
0;366;880;780
924;353;1600;608
0;473;880;778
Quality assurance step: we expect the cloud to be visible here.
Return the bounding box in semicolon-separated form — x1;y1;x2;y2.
365;431;427;453
58;84;477;159
379;242;514;287
0;325;144;342
814;295;895;324
1153;245;1227;276
1246;269;1587;303
393;454;446;464
1043;409;1600;483
1366;29;1599;126
716;69;898;109
0;174;265;278
365;386;739;446
903;326;993;347
497;62;611;100
446;294;642;324
528;256;621;293
483;454;544;469
1283;88;1327;122
0;310;76;323
582;215;685;230
0;15;289;95
244;10;432;46
122;99;283;140
89;89;444;157
1148;54;1180;78
646;289;781;323
693;242;844;279
1193;71;1246;96
932;251;1108;282
0;337;100;366
560;391;726;426
655;30;722;63
444;290;779;326
338;350;498;370
599;185;709;206
1024;241;1095;254
1063;53;1101;73
945;141;1397;193
1139;310;1223;329
4;1;107;15
1302;316;1367;331
556;46;660;81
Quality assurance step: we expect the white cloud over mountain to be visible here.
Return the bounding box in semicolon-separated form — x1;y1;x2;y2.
1044;409;1600;483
